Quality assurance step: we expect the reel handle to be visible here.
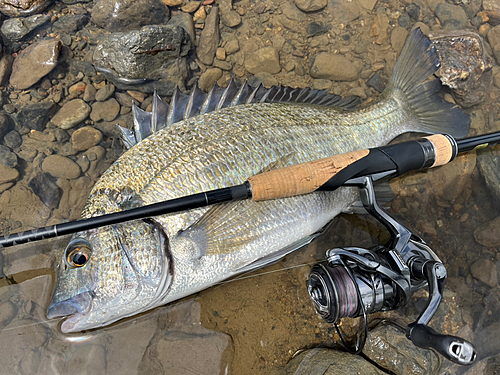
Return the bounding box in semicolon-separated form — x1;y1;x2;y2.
407;324;476;365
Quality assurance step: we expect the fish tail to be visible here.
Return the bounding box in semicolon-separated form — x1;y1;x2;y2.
385;28;470;138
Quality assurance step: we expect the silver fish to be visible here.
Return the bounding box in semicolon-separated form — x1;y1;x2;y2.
47;29;469;333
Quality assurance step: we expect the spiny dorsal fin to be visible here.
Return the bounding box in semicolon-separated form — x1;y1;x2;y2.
119;81;361;149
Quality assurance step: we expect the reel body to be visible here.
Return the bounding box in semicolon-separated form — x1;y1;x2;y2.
306;176;476;365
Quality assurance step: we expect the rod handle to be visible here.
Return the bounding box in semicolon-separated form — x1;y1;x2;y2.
247;149;369;201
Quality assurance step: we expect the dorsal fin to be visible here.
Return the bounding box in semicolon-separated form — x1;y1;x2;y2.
119;81;361;149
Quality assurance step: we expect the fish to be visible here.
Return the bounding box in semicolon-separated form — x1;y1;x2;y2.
47;28;469;333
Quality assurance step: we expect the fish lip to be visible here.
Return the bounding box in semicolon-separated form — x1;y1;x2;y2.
47;291;92;331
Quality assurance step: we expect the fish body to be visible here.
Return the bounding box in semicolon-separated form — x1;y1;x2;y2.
48;29;469;332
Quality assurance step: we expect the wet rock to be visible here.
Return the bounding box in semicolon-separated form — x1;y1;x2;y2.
0;14;50;43
470;259;498;287
0;0;52;17
488;25;500;64
91;0;168;32
0;113;9;139
219;0;241;27
0;145;17;168
95;83;115;102
83;84;96;102
115;91;138;107
0;53;14;86
0;300;17;328
90;98;120;122
42;154;81;180
286;348;385;374
245;47;280;74
483;0;500;26
167;11;195;49
68;59;96;77
476;322;500;358
71;126;103;151
477;148;500;205
0;164;18;184
52;14;89;33
181;1;200;13
28;172;61;209
50;99;90;130
16;100;57;131
93;25;190;80
10;39;62;90
251;72;278;87
474;216;500;248
329;0;360;24
431;31;493;107
370;13;389;45
295;0;326;12
3;130;21;149
310;53;358;81
391;27;408;54
198;68;222;91
363;324;440;374
434;3;468;30
197;6;219;65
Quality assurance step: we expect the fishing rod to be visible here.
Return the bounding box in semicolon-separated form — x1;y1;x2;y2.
0;131;499;249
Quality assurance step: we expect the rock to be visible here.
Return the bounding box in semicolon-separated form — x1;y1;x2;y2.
162;0;182;5
193;5;206;22
434;3;468;30
310;53;358;81
50;99;90;130
431;31;493;107
245;47;281;74
0;145;17;168
10;39;62;90
71;126;103;152
16;101;57;131
198;68;222;91
28;172;61;209
167;11;195;49
0;164;18;184
367;72;385;92
90;98;120;122
370;13;389;45
477;148;500;205
391;27;408;54
286;348;385;374
115;92;138;107
363;324;440;374
3;130;22;149
68;59;96;77
69;81;86;95
488;25;500;64
42;155;81;180
474;216;500;247
294;0;326;12
0;0;53;17
0;113;9;139
476;322;500;358
329;0;360;25
483;0;500;26
0;14;50;43
219;0;241;27
197;6;219;65
52;14;89;33
93;25;190;80
250;72;278;87
470;259;498;287
91;0;168;32
0;53;14;86
224;39;239;55
181;1;200;12
95;84;115;102
357;0;377;10
83;84;96;102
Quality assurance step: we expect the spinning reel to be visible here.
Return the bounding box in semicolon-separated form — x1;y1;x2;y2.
306;175;477;365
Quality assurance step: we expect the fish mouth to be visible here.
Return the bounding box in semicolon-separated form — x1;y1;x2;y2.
47;292;92;333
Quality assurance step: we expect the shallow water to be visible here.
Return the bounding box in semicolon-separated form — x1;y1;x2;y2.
1;0;500;374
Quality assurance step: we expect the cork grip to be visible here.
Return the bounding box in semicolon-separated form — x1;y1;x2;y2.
247;149;370;201
424;134;454;167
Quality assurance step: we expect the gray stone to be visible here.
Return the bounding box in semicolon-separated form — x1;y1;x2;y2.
219;0;241;27
476;322;500;358
0;145;17;168
4;130;21;149
28;172;61;209
434;3;468;30
16;101;57;131
488;25;500;64
114;92;138;107
470;259;498;287
51;99;90;130
295;0;327;12
68;59;96;77
71;126;103;152
477;148;500;205
391;27;408;54
245;47;281;75
367;72;385;92
91;0;168;32
0;113;9;139
474;216;500;248
197;6;219;65
95;84;115;102
0;54;14;86
224;39;239;55
0;164;18;184
10;39;62;90
328;0;360;24
90;98;120;122
167;11;195;52
52;14;89;33
286;348;385;374
42;155;81;180
250;72;279;88
310;54;358;81
0;14;50;43
93;25;190;80
0;0;53;17
198;68;222;92
83;84;96;102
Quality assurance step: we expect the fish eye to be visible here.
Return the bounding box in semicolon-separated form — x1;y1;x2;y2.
65;240;92;268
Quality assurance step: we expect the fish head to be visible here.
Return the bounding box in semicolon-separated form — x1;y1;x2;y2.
47;219;172;333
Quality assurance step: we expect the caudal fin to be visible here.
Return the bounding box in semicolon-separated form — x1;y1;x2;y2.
385;28;470;139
